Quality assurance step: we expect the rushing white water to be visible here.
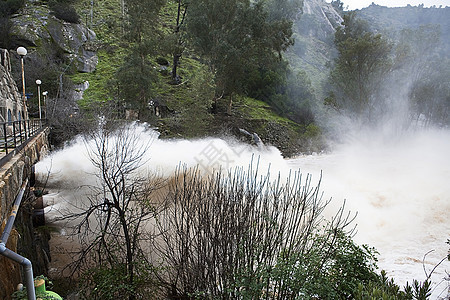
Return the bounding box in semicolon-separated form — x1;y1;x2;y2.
35;125;450;298
289;128;450;299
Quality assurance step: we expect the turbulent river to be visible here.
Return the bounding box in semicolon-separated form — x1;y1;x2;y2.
35;125;450;299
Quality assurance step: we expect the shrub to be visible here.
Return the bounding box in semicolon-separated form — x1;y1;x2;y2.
0;18;13;49
88;265;135;299
355;270;433;300
48;0;80;23
154;164;373;299
0;0;25;17
272;230;379;299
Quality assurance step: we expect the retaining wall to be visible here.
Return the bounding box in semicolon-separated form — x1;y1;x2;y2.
0;128;49;299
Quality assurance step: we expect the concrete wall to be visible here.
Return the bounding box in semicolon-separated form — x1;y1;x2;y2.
0;128;49;299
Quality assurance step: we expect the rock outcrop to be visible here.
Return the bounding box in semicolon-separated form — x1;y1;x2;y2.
301;0;343;38
287;0;342;98
9;5;98;73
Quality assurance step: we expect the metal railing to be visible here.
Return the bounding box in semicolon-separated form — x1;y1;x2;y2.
0;119;47;168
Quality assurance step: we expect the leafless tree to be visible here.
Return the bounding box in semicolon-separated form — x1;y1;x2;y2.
62;121;164;299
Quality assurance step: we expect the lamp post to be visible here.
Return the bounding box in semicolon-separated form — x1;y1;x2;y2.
36;79;42;119
42;91;48;119
17;46;27;120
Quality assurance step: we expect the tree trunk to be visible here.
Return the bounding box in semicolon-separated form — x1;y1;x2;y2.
227;93;233;115
172;53;181;83
171;0;187;83
119;208;135;300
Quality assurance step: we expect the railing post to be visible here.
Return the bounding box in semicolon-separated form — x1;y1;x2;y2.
18;121;23;144
23;119;27;140
12;122;16;149
2;123;8;154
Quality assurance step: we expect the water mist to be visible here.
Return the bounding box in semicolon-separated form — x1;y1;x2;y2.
288;128;450;298
306;58;450;298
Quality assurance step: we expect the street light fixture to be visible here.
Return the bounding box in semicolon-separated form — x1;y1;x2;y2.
17;46;28;120
42;91;48;119
36;79;42;119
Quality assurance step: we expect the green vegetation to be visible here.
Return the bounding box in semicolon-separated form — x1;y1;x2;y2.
0;0;24;17
184;0;293;115
357;4;450;56
0;0;24;48
66;0;319;154
48;0;81;23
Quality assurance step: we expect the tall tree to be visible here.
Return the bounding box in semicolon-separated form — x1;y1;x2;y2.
116;52;158;116
185;0;293;115
395;25;449;126
265;0;302;21
123;0;165;45
68;122;163;300
118;0;165;115
327;13;392;119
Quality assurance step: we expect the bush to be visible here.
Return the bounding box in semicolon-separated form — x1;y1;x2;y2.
270;230;380;299
49;0;80;23
355;271;432;300
154;164;375;299
0;0;25;17
0;18;13;49
85;265;134;299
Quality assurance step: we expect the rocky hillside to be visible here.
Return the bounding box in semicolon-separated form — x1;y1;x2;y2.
4;0;447;157
286;0;450;102
287;0;342;99
1;1;97;132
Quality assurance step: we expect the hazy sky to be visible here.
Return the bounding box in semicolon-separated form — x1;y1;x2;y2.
325;0;450;10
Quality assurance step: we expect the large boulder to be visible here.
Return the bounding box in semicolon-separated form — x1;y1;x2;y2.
9;5;97;73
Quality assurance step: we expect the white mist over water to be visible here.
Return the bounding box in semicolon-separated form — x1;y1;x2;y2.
35;124;450;298
289;127;450;298
36;126;289;224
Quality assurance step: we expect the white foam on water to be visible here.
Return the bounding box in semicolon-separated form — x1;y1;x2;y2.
288;128;450;298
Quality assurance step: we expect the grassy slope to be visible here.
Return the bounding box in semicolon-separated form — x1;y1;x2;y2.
71;0;126;107
72;0;321;156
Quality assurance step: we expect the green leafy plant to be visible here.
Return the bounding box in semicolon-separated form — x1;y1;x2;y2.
12;275;58;300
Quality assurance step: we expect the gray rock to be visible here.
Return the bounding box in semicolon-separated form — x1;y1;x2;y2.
10;5;98;73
